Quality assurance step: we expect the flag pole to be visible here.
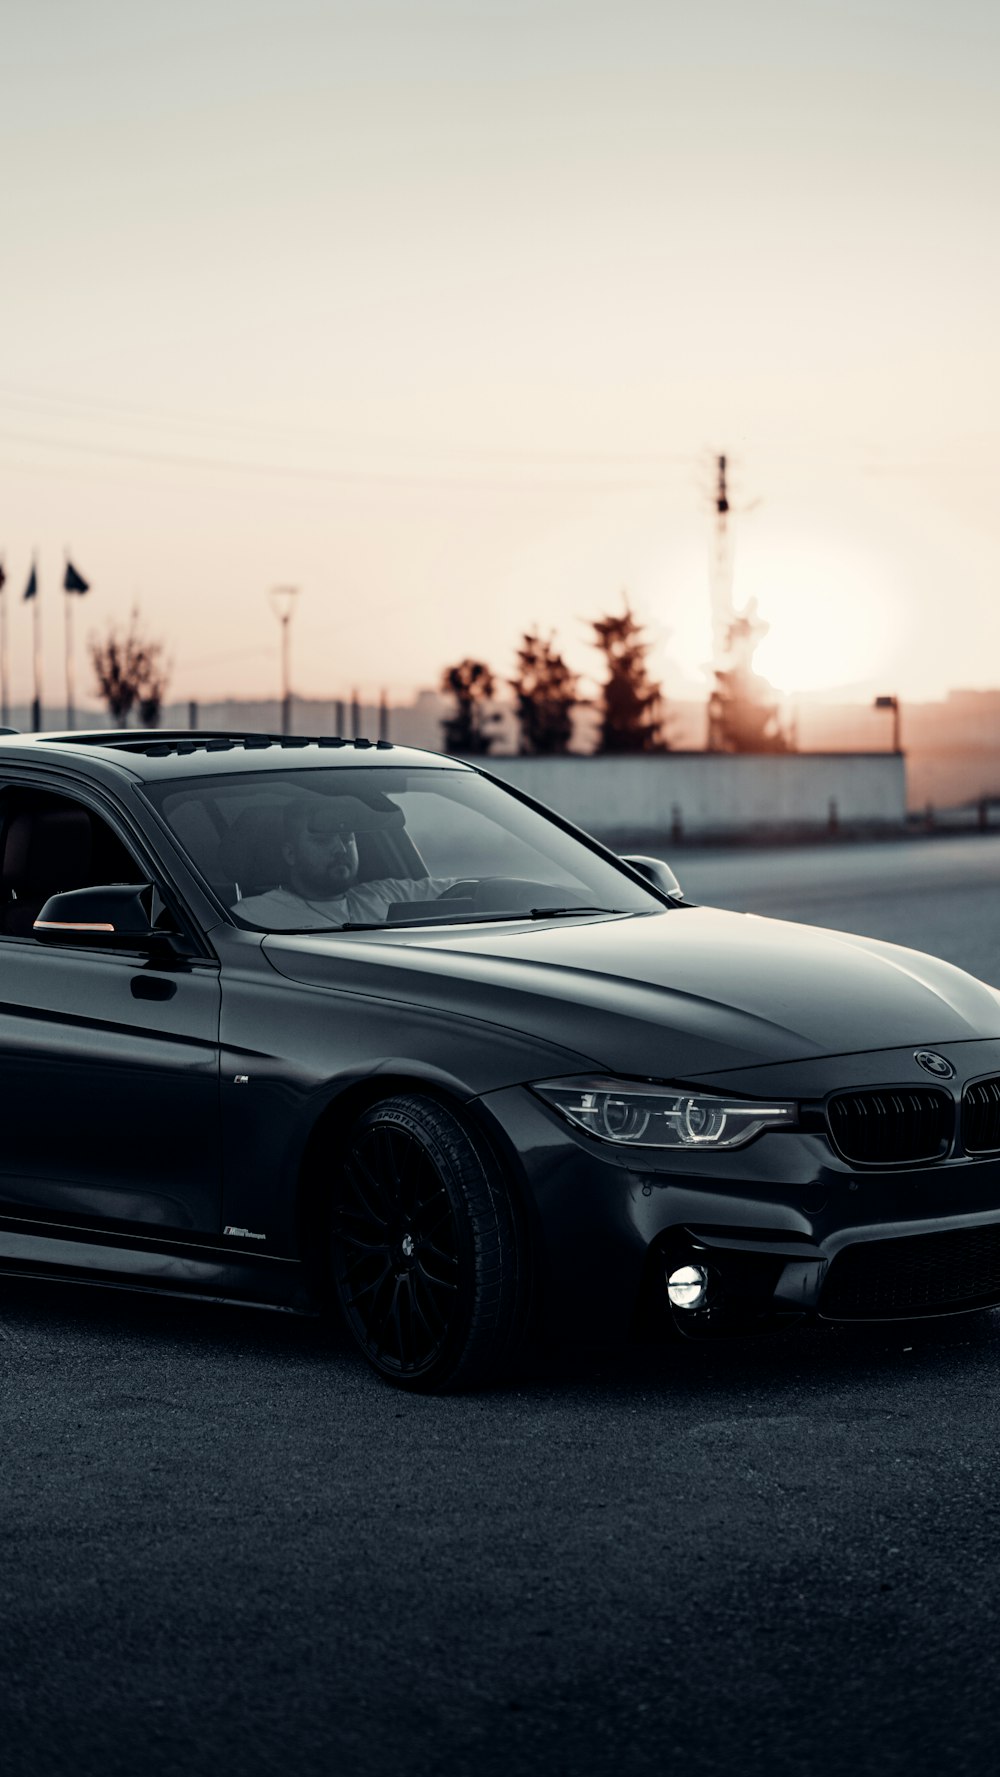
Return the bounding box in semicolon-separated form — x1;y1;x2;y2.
31;555;42;731
64;551;75;730
0;556;7;728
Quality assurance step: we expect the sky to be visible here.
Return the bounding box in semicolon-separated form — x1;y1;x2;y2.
3;0;1000;714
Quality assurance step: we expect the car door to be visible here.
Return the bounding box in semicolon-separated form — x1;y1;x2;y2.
0;780;222;1238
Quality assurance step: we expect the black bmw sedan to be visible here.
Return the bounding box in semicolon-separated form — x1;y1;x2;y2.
4;727;1000;1391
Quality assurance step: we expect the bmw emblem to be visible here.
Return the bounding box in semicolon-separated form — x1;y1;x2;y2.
914;1050;955;1079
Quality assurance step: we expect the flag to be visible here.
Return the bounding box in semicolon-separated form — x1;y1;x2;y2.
23;564;37;601
64;559;89;594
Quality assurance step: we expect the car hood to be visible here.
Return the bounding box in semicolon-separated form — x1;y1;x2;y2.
263;906;1000;1080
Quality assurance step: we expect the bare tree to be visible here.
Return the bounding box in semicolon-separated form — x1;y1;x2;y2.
509;629;580;755
439;659;502;754
90;609;170;728
590;597;667;753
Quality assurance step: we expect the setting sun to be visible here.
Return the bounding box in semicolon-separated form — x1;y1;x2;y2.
727;530;903;699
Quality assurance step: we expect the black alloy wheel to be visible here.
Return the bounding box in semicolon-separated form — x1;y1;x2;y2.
331;1094;527;1392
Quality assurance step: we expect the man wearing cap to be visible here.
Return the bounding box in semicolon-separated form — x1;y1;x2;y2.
233;794;458;931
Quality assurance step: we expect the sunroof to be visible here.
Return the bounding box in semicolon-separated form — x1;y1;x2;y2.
48;732;395;758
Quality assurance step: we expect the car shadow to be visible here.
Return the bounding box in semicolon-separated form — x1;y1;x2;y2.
0;1270;348;1362
2;1268;997;1411
527;1306;1000;1409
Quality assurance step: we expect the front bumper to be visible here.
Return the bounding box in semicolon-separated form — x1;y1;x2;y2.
475;1037;1000;1340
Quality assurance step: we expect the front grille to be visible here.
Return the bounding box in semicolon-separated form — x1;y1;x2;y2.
962;1076;1000;1154
821;1223;1000;1319
826;1088;952;1166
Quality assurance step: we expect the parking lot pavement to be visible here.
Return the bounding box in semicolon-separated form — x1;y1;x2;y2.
4;1277;1000;1777
662;831;1000;986
4;832;1000;1777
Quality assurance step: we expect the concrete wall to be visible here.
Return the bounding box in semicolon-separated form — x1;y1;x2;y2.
479;752;907;845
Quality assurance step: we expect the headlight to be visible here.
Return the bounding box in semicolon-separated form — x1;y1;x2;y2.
532;1076;797;1150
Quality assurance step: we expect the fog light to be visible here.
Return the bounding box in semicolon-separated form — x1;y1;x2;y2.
667;1263;710;1310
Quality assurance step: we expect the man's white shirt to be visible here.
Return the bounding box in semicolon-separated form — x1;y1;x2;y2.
235;876;458;930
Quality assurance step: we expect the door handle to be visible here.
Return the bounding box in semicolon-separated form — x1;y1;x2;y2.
130;975;177;1002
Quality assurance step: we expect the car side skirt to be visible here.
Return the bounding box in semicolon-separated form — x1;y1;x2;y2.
0;1215;311;1312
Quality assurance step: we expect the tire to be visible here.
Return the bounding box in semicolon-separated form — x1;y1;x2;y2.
330;1094;528;1392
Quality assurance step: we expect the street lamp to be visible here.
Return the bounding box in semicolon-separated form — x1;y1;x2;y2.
873;694;901;752
269;585;299;736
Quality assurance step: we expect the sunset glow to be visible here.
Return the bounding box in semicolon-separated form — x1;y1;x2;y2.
2;2;1000;713
733;538;904;699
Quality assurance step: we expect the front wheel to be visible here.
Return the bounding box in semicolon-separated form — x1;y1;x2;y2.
331;1094;528;1391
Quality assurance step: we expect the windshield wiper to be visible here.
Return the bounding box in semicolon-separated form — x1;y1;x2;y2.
335;911;535;932
334;905;629;933
526;905;627;920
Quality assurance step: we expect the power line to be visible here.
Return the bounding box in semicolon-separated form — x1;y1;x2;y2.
0;426;700;492
0;382;699;471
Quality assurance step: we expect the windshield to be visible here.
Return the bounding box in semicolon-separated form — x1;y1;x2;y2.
144;765;665;932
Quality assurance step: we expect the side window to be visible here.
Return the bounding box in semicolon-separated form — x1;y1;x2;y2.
0;787;144;940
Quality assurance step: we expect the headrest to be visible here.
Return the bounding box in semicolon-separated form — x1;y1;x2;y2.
218;806;285;886
3;808;93;891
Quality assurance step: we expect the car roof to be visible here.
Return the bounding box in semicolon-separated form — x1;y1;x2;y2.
0;730;471;783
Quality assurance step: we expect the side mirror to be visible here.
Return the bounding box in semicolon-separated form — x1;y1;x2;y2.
33;883;178;951
619;854;684;902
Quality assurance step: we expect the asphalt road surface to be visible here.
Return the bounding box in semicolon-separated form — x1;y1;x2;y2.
3;833;1000;1777
667;830;1000;987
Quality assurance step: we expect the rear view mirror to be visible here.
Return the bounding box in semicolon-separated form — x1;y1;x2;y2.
34;883;173;950
619;854;684;902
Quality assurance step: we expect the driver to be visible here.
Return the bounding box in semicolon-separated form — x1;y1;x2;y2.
233;795;458;930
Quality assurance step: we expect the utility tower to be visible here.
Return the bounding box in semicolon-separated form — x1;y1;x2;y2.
709;454;735;668
704;453;789;754
706;452;735;752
